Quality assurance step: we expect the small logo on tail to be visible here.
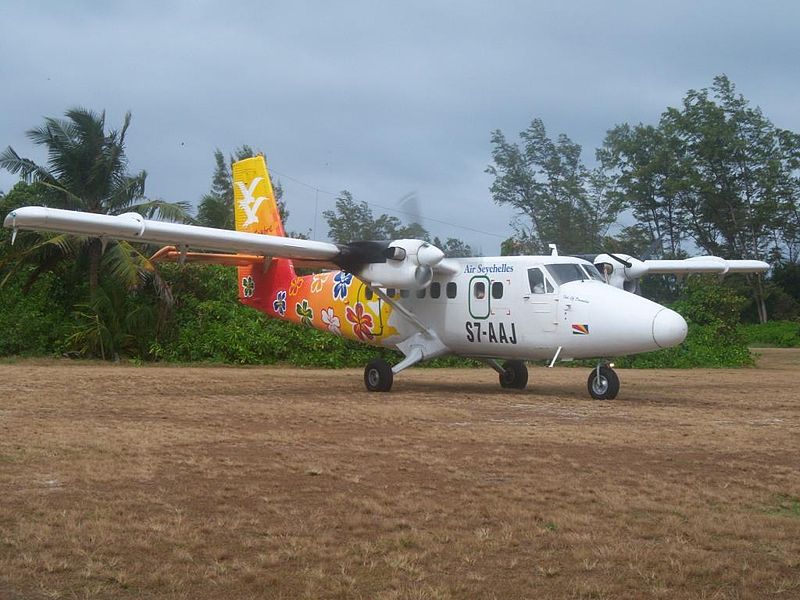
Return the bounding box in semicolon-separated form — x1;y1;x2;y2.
236;177;265;227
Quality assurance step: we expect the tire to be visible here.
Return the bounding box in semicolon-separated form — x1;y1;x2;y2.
499;360;528;390
364;359;394;392
587;365;620;400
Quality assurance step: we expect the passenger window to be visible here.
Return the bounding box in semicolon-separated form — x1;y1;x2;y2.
474;281;486;299
528;268;546;294
416;288;426;299
400;289;409;298
365;288;373;300
386;288;396;297
491;281;503;299
446;282;457;299
430;282;441;299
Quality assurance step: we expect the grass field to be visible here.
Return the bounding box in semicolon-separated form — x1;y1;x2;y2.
1;350;799;599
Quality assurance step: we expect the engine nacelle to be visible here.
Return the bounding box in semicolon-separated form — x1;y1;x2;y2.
352;239;443;290
593;253;648;293
354;262;432;290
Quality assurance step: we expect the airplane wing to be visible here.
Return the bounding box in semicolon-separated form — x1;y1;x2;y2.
637;257;770;275
592;252;769;292
4;206;456;287
4;206;341;261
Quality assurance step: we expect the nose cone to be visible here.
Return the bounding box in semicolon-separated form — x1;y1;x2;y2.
652;308;688;348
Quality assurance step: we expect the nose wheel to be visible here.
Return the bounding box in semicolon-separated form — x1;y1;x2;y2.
587;364;619;400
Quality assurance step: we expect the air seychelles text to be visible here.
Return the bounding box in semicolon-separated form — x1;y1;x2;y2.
463;263;514;275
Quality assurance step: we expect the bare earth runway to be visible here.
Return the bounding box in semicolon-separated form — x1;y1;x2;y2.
1;350;799;599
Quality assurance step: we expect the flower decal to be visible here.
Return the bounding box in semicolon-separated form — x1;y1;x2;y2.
242;276;255;298
320;307;341;335
272;290;287;316
296;299;314;326
345;302;374;341
289;276;304;297
311;272;330;293
333;271;353;300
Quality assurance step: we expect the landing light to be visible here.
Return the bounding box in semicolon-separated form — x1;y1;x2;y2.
608;362;615;368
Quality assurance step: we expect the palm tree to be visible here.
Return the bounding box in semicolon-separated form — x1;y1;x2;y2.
0;107;191;293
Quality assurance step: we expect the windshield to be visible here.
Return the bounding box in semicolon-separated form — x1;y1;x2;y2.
581;264;605;281
545;263;596;285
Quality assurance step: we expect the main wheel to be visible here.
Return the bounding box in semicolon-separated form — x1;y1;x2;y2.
587;365;620;400
364;359;394;392
499;360;528;389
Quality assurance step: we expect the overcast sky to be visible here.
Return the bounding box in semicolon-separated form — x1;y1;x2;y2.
2;0;798;253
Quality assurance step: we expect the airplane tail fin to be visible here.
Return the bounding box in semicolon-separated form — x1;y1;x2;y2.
232;156;286;236
231;156;295;310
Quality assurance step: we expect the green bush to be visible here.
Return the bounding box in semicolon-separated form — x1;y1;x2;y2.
0;262;760;369
740;320;800;348
0;270;74;355
615;278;754;368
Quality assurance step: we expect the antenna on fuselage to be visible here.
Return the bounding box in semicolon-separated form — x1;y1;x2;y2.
548;243;558;257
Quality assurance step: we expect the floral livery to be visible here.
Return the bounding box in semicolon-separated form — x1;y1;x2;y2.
241;275;255;298
345;302;374;341
310;272;330;293
321;307;341;335
288;276;304;297
332;271;353;300
272;290;287;316
266;269;399;344
296;299;314;326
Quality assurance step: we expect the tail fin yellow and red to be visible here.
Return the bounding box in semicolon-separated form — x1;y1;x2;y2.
232;156;295;309
232;156;286;237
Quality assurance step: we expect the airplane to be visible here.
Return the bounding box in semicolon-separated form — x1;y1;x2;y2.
3;155;769;399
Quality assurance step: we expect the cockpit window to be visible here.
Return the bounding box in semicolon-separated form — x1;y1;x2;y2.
581;264;605;281
545;263;594;285
527;268;554;294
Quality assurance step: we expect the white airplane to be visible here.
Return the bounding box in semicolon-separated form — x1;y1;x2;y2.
3;156;769;399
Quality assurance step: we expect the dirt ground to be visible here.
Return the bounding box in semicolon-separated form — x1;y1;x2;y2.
0;350;798;600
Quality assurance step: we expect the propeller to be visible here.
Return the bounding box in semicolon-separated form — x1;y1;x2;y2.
605;252;633;269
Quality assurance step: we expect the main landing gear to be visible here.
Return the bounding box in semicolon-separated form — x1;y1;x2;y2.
483;359;528;390
499;360;528;389
363;346;426;392
364;359;393;392
587;363;619;400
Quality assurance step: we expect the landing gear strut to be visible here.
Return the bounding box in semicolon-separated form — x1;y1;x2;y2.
587;364;619;400
499;360;528;390
364;359;393;392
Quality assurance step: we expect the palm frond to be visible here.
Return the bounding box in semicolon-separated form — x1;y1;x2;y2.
0;146;55;184
128;198;193;223
101;241;143;290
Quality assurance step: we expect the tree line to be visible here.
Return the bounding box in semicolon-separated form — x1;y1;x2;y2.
488;75;800;321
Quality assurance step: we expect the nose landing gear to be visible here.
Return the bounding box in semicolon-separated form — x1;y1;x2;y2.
588;363;619;400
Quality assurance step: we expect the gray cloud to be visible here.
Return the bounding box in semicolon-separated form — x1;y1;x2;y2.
2;0;798;252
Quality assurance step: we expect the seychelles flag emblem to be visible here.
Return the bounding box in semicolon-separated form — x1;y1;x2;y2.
572;323;589;335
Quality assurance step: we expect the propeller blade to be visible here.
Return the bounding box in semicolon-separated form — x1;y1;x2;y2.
606;252;633;268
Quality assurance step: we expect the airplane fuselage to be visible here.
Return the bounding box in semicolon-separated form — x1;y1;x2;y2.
256;255;688;364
